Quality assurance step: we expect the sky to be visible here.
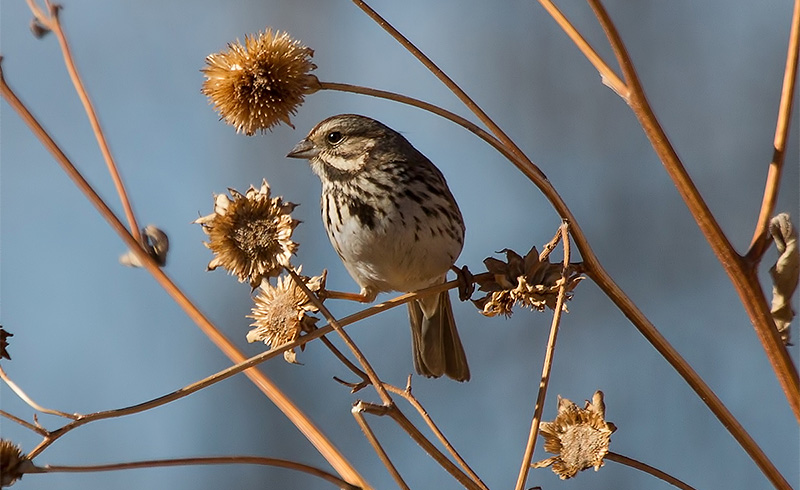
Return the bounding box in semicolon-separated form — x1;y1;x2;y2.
1;1;798;489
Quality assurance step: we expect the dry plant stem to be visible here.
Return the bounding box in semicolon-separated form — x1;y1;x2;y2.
605;452;698;490
515;222;571;490
535;0;629;98
351;4;792;488
0;410;49;436
355;401;483;490
286;267;393;406
585;0;800;425
747;0;800;261
383;381;490;490
351;0;530;163
0;70;369;490
352;409;411;490
318;81;521;168
35;457;359;489
25;0;142;246
0;366;77;420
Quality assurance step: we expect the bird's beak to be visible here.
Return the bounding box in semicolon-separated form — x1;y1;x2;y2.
286;139;319;159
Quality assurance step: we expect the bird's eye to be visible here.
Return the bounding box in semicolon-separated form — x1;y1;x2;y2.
326;131;343;145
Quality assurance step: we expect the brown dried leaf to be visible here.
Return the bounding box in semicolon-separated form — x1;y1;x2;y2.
769;213;798;345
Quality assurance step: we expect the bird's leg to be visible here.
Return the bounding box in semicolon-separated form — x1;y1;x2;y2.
319;287;377;303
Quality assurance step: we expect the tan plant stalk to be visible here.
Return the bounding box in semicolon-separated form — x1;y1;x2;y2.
285;267;393;405
747;0;800;260
32;457;359;489
382;380;490;490
0;367;77;420
25;0;142;246
0;68;369;490
355;401;484;490
605;452;697;490
352;410;410;490
514;222;571;490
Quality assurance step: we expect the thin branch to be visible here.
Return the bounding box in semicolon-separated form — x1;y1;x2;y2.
352;408;410;490
383;379;489;490
26;0;142;245
585;0;800;428
0;66;369;490
0;366;77;420
355;401;483;490
535;0;629;98
747;0;800;261
286;267;393;406
0;410;49;436
34;457;359;489
606;452;698;490
515;221;571;490
351;0;530;163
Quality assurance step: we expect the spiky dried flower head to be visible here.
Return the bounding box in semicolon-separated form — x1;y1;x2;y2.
247;270;326;363
473;246;584;317
202;29;319;135
533;391;616;479
195;180;299;288
0;439;29;487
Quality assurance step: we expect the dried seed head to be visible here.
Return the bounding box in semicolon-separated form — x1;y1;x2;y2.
472;246;583;317
202;29;318;135
533;391;616;479
247;270;326;363
0;439;28;487
195;180;299;287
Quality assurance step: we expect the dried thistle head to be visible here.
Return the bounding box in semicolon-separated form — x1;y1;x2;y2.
247;270;326;363
195;180;299;288
0;439;28;487
472;246;583;317
533;391;616;479
202;29;318;135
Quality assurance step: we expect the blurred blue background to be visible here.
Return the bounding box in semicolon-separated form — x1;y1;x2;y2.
1;1;798;489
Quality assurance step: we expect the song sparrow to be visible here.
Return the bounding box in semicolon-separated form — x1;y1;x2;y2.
287;114;470;381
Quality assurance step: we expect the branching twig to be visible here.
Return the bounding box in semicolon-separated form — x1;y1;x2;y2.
355;401;483;490
535;0;629;98
0;410;50;436
383;378;489;490
0;366;77;420
352;408;410;490
515;221;571;490
286;267;393;406
586;0;799;429
747;0;800;261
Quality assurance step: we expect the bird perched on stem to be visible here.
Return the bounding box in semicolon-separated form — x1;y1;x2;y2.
287;114;470;381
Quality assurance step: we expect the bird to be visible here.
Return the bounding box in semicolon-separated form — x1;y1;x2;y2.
287;114;470;381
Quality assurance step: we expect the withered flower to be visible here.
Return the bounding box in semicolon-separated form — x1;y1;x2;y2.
202;28;318;135
0;326;12;360
533;391;616;479
0;439;29;487
473;246;583;317
195;180;299;288
247;270;326;364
